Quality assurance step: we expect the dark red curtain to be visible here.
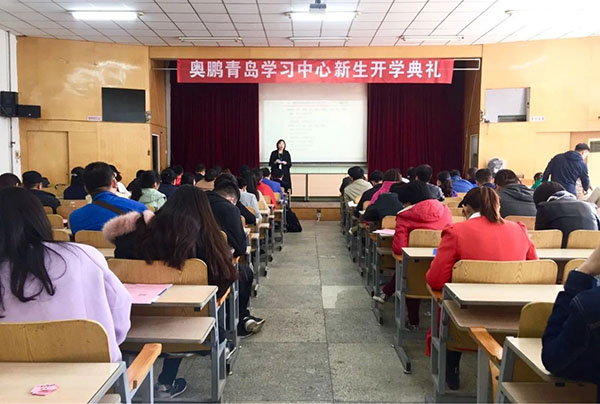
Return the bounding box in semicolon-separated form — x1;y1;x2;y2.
170;73;259;174
367;73;465;176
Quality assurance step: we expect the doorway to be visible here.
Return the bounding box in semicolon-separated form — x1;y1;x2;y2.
152;134;160;172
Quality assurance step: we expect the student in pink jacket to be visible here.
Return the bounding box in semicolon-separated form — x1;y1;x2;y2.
0;187;131;362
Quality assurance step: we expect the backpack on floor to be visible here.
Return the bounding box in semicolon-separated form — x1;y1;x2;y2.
285;208;302;232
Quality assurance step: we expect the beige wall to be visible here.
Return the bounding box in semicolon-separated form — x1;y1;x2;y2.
17;37;154;185
478;36;600;180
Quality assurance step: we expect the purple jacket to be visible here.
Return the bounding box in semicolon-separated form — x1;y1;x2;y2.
0;242;131;361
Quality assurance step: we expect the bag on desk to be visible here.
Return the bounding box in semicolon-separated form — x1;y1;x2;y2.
285;208;302;232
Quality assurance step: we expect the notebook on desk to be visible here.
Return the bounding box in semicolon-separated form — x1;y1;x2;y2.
125;283;173;304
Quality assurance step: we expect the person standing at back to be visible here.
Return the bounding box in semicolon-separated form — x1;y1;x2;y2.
494;169;537;217
69;162;147;235
343;166;372;204
542;143;590;195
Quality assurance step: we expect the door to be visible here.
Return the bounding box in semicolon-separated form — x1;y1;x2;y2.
152;134;159;172
26;131;69;185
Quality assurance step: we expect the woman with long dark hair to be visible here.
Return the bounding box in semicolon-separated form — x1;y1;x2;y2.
426;186;537;391
268;139;292;191
103;185;239;398
63;166;86;200
437;171;457;198
0;187;131;362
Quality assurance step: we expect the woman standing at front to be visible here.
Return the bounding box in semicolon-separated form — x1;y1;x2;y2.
269;139;292;191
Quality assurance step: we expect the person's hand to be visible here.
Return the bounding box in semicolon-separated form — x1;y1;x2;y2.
578;244;600;276
275;159;281;164
282;161;287;165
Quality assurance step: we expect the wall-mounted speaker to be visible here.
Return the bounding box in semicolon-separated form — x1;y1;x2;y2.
17;105;41;118
0;91;18;117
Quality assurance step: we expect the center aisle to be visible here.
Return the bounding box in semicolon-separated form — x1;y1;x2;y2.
174;220;475;402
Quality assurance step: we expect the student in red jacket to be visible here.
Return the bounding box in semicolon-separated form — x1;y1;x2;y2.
373;181;452;329
426;186;538;390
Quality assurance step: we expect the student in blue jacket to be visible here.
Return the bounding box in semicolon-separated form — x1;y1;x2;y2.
542;244;600;400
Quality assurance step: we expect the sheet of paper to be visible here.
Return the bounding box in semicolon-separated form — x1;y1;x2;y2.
373;229;395;235
125;283;173;305
31;384;58;396
347;201;357;208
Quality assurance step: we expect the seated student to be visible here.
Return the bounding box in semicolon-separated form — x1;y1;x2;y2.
127;169;144;192
466;167;477;185
0;172;21;189
405;167;416;182
180;172;196;186
475;168;496;189
362;192;403;223
103;185;239;398
495;169;537;217
22;171;60;213
132;171;166;211
195;168;217;191
533;181;600;247
373;184;452;332
261;167;285;200
206;176;264;337
339;176;352;195
158;168;178;199
0;187;131;362
426;187;537;390
437;171;457;197
343;166;372;204
270;166;291;192
70;162;147;235
531;171;544;189
171;165;184;186
243;170;268;209
449;169;475;193
238;176;262;224
542;244;600;401
194;164;206;182
353;170;385;217
254;168;277;205
416;164;444;201
216;174;255;226
109;165;130;198
63;167;87;200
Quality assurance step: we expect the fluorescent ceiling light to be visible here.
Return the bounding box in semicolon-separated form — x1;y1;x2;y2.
400;35;464;41
179;36;242;42
71;11;140;21
289;36;351;41
286;12;358;22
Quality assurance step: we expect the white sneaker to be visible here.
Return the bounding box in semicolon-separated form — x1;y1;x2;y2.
372;292;388;304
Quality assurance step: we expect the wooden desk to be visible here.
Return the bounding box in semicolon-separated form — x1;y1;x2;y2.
444;300;521;334
503;337;553;381
131;285;218;309
99;248;114;259
0;362;125;404
536;249;593;261
444;283;563;308
126;316;215;345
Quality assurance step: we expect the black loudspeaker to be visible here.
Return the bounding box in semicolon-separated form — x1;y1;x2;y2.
17;105;41;118
0;91;18;117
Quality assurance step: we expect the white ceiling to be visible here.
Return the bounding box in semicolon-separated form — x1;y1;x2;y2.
0;0;599;46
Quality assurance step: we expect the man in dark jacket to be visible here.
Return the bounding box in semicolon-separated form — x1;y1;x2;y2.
363;193;403;222
542;243;600;401
475;168;496;189
542;143;590;195
23;171;60;213
533;182;600;247
494;169;537;217
158;168;178;199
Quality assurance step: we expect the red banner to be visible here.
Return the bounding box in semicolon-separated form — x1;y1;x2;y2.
177;58;454;84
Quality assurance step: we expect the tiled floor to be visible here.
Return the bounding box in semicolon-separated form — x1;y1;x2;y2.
167;220;476;403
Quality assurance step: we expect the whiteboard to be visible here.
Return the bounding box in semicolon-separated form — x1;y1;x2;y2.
259;83;367;163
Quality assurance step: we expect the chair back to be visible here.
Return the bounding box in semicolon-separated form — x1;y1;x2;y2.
451;260;557;284
518;302;553;338
57;200;86;219
566;230;600;249
505;216;535;231
353;195;361;204
74;230;114;248
362;200;370;211
562;259;585;284
528;230;562;248
0;320;110;362
264;194;272;205
449;207;463;216
52;229;70;241
381;215;395;229
452;216;466;223
258;198;269;211
446;201;460;208
46;214;64;230
444;197;462;205
43;206;53;214
405;230;442;299
274;193;281;203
